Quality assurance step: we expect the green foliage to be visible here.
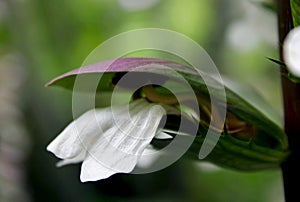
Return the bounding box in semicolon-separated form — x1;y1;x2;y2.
291;0;300;26
267;57;300;83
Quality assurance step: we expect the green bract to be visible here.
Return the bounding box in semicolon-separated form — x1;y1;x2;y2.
47;57;289;171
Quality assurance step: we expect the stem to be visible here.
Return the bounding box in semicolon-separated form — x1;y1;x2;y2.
277;0;300;201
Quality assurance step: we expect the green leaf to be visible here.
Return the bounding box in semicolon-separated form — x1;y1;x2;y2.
291;0;300;27
47;57;289;171
267;57;300;83
267;57;287;67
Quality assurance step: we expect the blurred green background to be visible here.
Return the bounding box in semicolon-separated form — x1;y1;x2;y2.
0;0;284;201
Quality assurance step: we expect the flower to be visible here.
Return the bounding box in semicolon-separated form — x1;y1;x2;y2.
46;57;290;173
47;99;169;182
283;26;300;78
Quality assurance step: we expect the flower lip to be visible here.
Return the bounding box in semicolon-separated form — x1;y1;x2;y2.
46;99;168;182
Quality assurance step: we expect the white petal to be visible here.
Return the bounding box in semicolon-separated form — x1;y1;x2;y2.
161;129;191;137
47;108;113;159
56;151;86;167
284;27;300;77
80;155;119;182
80;100;166;182
136;145;161;169
46;119;84;159
154;131;173;139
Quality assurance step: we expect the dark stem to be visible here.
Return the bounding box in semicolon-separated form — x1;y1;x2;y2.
277;0;300;201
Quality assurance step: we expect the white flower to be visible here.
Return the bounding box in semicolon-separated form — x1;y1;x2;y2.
283;27;300;78
47;99;168;182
